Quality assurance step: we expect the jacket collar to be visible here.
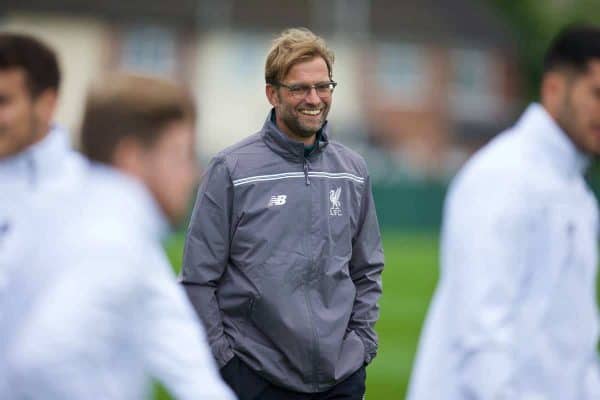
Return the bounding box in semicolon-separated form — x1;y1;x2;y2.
0;125;71;188
518;103;590;178
261;109;329;162
88;164;170;241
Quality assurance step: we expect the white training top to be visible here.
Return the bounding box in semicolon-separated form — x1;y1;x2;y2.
0;125;87;396
2;165;236;400
0;125;85;286
408;104;600;400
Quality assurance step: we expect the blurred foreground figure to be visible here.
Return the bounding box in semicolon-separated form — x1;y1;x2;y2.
0;32;84;296
181;28;383;400
0;32;85;395
3;75;235;400
408;25;600;399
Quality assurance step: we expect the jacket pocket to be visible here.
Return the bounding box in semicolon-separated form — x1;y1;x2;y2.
332;330;366;381
246;256;315;377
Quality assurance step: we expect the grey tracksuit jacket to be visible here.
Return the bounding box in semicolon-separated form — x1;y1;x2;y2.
181;110;384;393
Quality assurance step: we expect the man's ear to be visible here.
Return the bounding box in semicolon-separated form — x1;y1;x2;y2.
541;71;568;116
112;136;145;177
266;84;279;107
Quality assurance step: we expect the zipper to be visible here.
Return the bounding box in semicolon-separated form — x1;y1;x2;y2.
302;158;319;391
27;155;36;188
303;274;320;391
303;159;310;185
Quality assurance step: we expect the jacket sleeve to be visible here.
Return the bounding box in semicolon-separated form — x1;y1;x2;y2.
445;175;561;399
180;157;235;368
140;256;236;400
7;245;235;400
348;174;384;364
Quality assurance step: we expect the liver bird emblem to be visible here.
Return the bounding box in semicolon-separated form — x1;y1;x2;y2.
329;187;342;212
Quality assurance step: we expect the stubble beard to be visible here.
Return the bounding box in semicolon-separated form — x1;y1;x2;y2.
0;113;41;157
562;109;596;158
282;106;329;139
555;86;589;154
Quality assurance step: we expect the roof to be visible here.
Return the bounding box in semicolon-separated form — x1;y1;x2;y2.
1;0;514;47
370;0;514;47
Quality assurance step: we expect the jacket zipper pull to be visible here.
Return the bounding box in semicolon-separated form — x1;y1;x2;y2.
303;161;310;185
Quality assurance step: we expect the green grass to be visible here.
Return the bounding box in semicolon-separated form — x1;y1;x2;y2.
365;231;439;399
161;230;440;400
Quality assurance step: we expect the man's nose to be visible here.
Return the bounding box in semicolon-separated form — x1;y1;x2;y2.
304;87;322;104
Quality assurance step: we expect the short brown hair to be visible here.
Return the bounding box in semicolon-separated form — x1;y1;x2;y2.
0;32;60;98
265;28;335;85
80;74;195;164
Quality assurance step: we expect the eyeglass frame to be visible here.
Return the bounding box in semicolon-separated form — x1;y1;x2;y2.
270;80;338;99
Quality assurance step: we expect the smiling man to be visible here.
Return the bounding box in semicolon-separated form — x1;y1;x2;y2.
181;28;384;400
408;24;600;400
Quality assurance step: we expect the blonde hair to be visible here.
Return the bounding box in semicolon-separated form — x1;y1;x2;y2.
265;27;335;84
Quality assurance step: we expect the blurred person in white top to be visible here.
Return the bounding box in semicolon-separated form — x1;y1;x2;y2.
408;24;600;400
3;75;236;400
0;33;85;394
0;33;85;290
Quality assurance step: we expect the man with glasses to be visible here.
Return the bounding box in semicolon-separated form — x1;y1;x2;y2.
181;28;384;400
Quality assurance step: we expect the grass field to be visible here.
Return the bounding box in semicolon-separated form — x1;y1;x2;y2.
162;230;440;400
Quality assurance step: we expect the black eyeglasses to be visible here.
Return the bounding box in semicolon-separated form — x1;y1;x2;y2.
274;81;337;99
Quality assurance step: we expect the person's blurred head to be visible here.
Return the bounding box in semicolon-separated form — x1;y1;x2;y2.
541;24;600;155
265;28;336;145
80;74;198;225
0;33;60;158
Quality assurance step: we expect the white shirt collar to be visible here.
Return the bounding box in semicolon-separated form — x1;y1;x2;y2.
26;124;70;163
0;125;72;186
517;103;590;177
88;164;170;241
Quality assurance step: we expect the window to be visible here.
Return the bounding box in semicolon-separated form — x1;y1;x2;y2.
376;43;427;108
228;36;265;83
121;25;177;77
448;48;498;121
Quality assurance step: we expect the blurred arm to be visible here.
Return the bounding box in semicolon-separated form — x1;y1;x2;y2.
6;246;140;399
348;175;384;364
8;242;236;400
180;157;234;368
140;254;236;400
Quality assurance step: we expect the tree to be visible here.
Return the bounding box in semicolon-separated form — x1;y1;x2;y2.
487;0;600;101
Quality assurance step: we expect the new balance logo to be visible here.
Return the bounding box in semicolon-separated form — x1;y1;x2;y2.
329;187;342;216
268;195;287;207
